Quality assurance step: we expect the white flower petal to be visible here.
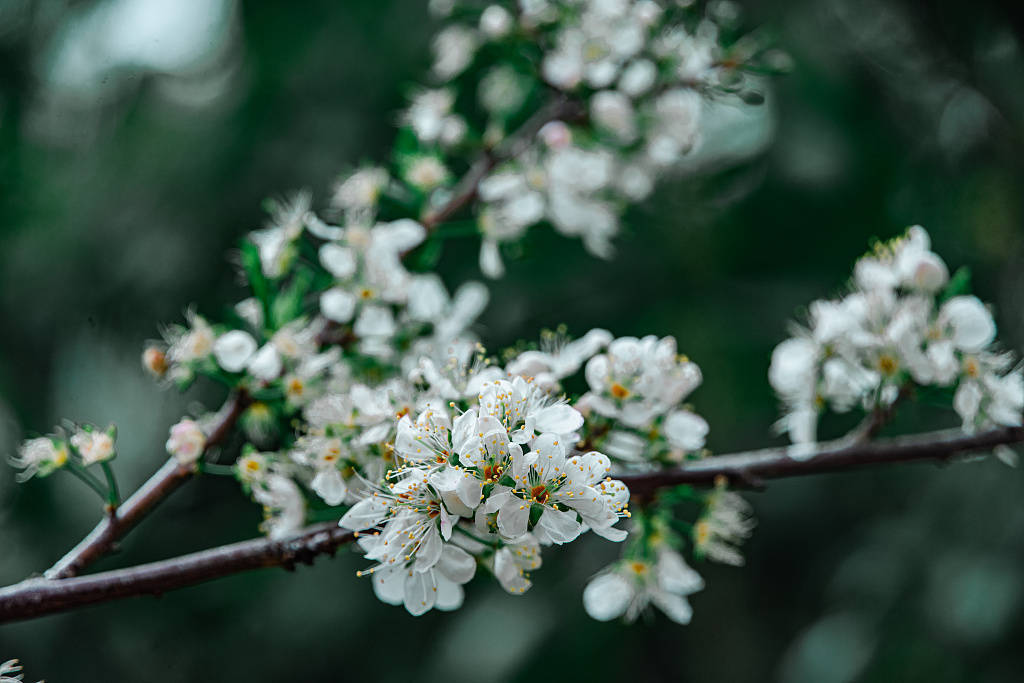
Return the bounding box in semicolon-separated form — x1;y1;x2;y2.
583;572;633;621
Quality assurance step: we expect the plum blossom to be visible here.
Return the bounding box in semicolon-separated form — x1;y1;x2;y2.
584;548;704;624
70;425;116;466
584;335;702;428
694;484;755;566
10;436;68;481
770;227;1022;452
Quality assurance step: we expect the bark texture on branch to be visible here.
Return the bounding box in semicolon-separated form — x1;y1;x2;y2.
620;426;1024;499
2;523;353;622
2;425;1020;624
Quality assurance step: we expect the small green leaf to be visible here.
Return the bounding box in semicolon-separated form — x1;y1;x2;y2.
940;266;972;302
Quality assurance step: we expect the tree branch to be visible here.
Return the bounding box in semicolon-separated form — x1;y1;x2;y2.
2;424;1020;623
420;93;586;231
1;523;353;623
622;425;1024;500
44;390;251;579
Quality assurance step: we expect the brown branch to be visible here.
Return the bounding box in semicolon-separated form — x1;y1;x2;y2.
1;425;1021;623
44;390;251;579
1;523;354;623
420;94;586;231
620;425;1024;500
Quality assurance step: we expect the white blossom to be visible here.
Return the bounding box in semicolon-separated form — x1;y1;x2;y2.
10;437;68;481
480;5;513;38
584;335;702;428
253;474;306;540
213;330;258;373
248;343;283;381
70;426;116;466
432;26;478;80
584;548;704;624
694;486;755;566
771;227;1020;450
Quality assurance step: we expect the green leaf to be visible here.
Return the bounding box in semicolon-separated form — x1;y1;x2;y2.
940;266;972;302
411;237;444;271
271;266;316;329
239;240;272;322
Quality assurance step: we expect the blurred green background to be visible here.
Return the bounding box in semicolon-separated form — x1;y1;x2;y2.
2;0;1024;681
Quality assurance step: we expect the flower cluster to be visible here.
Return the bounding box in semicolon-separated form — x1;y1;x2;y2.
579;335;709;470
394;0;778;276
331;373;630;615
474;1;727;274
770;226;1023;455
10;423;115;483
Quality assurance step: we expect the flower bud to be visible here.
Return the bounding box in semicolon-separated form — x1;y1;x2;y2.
241;402;278;448
142;346;168;379
480;5;512;38
248;344;283;381
538;120;572;149
70;426;116;465
166;419;207;466
213;330;258;373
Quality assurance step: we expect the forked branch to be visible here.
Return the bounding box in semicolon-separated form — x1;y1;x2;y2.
3;425;1020;623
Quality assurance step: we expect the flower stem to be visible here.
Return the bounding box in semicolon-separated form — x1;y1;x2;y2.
199;462;237;477
65;463;110;503
100;462;121;507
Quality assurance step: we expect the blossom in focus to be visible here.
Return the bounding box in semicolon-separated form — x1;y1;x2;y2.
584;335;702;429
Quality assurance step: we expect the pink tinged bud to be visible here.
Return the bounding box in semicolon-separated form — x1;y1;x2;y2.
538;120;572;149
166;419;207;466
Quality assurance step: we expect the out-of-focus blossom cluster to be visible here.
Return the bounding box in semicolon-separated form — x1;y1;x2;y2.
769;226;1023;457
404;0;780;276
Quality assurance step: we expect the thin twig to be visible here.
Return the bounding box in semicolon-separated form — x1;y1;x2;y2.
1;425;1020;623
420;94;586;231
43;390;251;579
